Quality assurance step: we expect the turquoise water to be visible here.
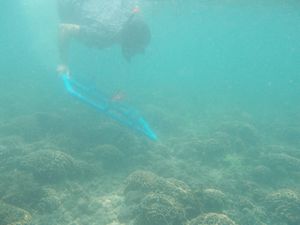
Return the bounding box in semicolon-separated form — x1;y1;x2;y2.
0;1;300;224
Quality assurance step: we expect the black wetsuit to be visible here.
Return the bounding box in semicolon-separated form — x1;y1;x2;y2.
57;0;136;48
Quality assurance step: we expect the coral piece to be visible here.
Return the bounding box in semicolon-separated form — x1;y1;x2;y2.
124;171;196;208
135;193;185;225
124;170;161;194
227;196;267;225
0;170;43;211
264;189;300;225
124;170;199;223
195;188;227;212
0;201;32;225
21;149;76;182
37;188;61;213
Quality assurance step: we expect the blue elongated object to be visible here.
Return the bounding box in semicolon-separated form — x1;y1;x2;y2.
61;74;157;141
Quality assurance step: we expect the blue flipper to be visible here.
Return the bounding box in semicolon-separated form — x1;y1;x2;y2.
61;74;157;141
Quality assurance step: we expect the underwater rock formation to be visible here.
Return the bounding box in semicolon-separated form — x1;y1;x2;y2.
186;212;237;225
125;171;196;208
0;201;32;225
0;171;43;211
1;181;61;215
135;193;185;225
264;189;300;225
227;196;267;225
123;170;199;224
124;170;159;195
21;149;77;182
36;188;61;213
195;188;227;213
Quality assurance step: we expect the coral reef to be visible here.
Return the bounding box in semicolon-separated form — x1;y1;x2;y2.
123;171;199;224
124;171;196;209
264;189;300;225
227;196;267;225
124;170;159;195
36;188;61;213
195;188;227;212
0;201;32;225
1;76;299;225
186;213;237;225
21;149;77;182
135;193;185;225
0;171;64;215
0;171;43;211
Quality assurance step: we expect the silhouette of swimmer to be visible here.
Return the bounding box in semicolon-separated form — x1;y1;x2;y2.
57;0;151;75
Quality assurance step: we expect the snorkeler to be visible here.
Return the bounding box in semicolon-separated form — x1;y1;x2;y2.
57;0;151;75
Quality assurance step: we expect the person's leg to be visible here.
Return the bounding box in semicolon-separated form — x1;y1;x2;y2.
59;23;80;39
57;23;80;75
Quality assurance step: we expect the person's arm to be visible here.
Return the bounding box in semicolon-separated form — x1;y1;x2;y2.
57;23;80;75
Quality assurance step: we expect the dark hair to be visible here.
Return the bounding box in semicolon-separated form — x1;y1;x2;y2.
121;16;151;61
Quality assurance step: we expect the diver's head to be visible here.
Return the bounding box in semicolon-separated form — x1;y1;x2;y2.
121;17;151;62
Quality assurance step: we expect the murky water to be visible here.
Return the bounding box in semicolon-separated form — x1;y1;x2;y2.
0;1;299;224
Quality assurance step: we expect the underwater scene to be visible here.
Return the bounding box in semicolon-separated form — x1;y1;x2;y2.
1;0;300;224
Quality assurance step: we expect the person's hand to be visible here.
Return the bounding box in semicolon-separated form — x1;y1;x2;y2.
57;64;70;76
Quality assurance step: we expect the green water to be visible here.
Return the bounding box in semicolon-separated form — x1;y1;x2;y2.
0;1;300;225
